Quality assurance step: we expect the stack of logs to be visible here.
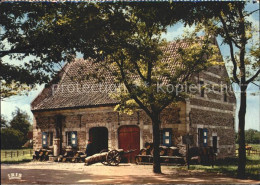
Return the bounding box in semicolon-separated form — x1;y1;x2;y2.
136;142;184;163
33;148;87;162
58;148;86;162
33;149;52;161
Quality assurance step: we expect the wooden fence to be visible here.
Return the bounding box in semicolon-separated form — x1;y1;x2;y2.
235;149;260;156
1;149;33;159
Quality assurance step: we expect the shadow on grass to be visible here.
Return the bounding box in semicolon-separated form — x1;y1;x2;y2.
188;156;260;180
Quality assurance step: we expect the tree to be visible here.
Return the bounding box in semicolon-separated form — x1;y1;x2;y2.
9;108;31;144
0;2;228;173
0;2;213;99
200;2;260;178
1;128;25;149
1;109;31;149
1;114;8;129
245;129;260;144
108;32;220;173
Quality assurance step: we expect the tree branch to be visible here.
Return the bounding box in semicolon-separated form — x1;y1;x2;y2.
251;81;260;88
238;4;247;84
0;45;33;58
132;59;147;82
245;8;260;17
219;14;240;84
115;59;152;118
246;68;260;84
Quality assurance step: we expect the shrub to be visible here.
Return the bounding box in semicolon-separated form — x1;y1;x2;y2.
1;128;25;149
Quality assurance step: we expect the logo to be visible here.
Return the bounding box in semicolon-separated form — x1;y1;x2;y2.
8;173;22;180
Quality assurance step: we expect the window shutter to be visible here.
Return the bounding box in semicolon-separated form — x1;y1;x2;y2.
203;129;208;147
71;131;77;148
42;132;48;148
163;129;172;147
49;132;53;146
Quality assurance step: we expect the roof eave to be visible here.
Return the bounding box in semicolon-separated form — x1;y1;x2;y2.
31;103;118;113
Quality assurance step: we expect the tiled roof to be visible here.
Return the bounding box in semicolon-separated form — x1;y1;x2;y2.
31;41;190;111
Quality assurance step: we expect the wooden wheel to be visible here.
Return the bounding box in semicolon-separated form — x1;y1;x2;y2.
100;149;109;165
106;150;121;166
136;149;147;163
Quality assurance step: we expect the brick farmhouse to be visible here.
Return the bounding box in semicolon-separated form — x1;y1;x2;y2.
31;39;236;162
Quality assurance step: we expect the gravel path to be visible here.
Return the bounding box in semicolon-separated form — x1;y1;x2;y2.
1;162;259;184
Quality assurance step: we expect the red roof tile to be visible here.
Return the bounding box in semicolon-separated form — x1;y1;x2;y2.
31;41;192;111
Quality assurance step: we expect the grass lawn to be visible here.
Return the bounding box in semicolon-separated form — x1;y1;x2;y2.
1;149;33;163
182;155;260;180
236;144;260;151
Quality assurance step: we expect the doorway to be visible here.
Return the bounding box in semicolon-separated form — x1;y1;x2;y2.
89;127;108;154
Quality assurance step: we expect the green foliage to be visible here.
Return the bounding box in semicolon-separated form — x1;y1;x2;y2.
1;108;31;149
2;3;221;118
9;108;31;139
111;30;221;116
1;128;25;149
1;114;9;128
236;130;260;144
0;2;226;99
245;129;260;144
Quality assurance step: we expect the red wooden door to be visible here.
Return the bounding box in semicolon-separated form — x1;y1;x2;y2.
118;126;140;163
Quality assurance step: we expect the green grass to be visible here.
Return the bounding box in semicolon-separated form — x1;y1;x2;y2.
247;144;260;151
236;144;260;151
1;149;33;163
183;155;260;180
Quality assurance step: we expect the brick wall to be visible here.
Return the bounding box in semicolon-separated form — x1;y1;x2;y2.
186;65;236;158
32;102;187;152
32;65;236;158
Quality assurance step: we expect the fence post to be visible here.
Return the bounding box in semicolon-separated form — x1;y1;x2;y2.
30;150;32;155
23;151;25;156
17;151;19;157
5;151;7;158
11;151;12;158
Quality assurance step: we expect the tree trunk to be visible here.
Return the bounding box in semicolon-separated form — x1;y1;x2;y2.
237;86;247;179
152;114;161;174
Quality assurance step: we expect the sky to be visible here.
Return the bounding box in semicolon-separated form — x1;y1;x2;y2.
1;3;259;131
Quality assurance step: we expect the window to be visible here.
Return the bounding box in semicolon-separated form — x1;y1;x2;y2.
42;132;48;148
223;87;227;102
213;136;218;153
200;81;204;97
42;132;53;148
160;129;172;147
198;128;208;147
66;131;77;147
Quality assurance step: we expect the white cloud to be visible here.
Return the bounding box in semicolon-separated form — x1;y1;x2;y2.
1;84;44;123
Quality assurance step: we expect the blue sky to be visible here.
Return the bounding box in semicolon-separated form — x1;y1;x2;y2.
1;3;259;131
